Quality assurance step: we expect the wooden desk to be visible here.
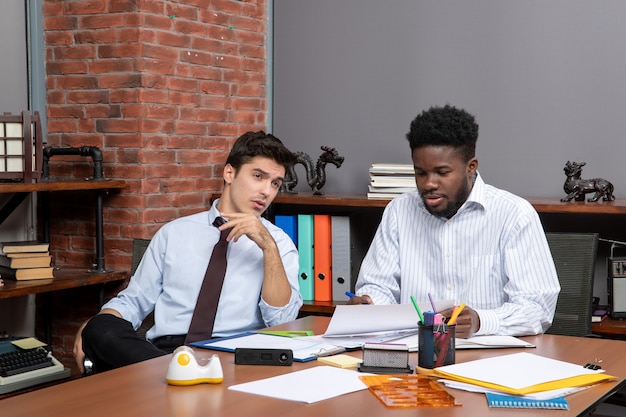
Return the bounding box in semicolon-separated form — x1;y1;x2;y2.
593;316;626;339
2;316;625;416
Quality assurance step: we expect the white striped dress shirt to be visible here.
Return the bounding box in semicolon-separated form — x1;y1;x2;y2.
356;173;560;336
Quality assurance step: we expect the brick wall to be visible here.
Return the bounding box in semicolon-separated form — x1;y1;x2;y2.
39;0;269;362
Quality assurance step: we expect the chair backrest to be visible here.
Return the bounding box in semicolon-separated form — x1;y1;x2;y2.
131;238;153;338
131;238;151;276
545;232;598;337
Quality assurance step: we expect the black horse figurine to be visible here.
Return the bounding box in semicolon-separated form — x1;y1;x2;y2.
281;146;345;195
561;161;615;202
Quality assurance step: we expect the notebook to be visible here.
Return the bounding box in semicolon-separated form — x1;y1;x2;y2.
486;392;569;409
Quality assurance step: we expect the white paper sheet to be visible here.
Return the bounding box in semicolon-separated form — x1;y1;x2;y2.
435;352;604;390
323;301;454;337
228;366;368;403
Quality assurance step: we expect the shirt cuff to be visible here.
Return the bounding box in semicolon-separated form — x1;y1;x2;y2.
473;308;499;336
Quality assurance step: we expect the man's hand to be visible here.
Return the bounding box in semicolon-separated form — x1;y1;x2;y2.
72;320;89;374
439;306;480;339
219;212;274;251
346;294;374;305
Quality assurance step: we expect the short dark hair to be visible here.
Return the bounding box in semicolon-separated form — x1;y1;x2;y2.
406;105;479;162
225;131;297;174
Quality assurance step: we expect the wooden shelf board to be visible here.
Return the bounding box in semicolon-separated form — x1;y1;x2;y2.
0;268;127;299
0;179;126;194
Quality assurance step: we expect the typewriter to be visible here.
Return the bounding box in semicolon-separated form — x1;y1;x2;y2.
0;337;70;395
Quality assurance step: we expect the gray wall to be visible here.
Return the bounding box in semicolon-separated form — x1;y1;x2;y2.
272;0;626;198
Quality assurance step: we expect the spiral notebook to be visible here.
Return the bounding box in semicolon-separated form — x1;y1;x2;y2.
486;392;569;410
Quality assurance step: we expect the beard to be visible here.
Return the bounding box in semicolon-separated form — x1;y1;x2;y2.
421;179;471;219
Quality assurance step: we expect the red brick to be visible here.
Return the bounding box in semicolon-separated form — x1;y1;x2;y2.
141;208;179;223
75;29;116;44
175;120;207;135
110;0;138;13
67;90;109;104
45;32;74;46
67;1;107;15
90;59;135;74
172;193;204;207
44;16;78;31
98;44;143;59
80;14;125;30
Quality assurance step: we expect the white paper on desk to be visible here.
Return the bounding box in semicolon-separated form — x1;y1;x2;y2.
228;366;368;403
435;352;605;390
455;335;535;349
298;330;419;350
323;301;454;337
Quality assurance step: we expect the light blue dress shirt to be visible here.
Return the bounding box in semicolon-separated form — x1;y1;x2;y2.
103;199;303;341
356;173;560;336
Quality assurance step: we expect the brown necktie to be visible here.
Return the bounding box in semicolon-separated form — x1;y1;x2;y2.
185;217;229;344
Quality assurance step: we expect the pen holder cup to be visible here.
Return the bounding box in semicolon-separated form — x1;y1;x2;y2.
418;323;455;369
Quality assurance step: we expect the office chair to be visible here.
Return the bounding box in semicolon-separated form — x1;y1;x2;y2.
131;239;154;339
544;232;598;337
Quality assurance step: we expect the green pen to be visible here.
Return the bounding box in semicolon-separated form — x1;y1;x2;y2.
410;295;425;324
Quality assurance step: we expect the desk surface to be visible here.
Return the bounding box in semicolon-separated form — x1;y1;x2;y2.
2;316;625;417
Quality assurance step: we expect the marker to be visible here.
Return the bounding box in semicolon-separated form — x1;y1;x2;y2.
448;303;466;325
410;295;424;324
427;292;437;313
345;291;356;298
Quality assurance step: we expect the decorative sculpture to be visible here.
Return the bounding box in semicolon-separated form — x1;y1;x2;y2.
561;161;615;202
281;146;345;195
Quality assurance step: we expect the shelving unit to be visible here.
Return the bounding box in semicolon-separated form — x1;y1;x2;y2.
0;179;128;343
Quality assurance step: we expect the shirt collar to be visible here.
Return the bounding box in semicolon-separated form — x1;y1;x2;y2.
464;171;486;210
209;198;223;226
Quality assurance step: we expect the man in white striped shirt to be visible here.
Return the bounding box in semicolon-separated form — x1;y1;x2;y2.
352;105;560;339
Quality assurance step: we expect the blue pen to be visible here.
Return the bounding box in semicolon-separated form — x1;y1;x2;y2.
345;291;356;298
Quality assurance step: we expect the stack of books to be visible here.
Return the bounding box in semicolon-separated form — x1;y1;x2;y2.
367;163;416;199
0;240;54;280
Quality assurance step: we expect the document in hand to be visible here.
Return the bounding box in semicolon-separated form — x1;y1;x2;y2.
432;352;616;396
324;301;454;337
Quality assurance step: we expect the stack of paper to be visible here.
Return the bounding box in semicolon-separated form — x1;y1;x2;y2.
367;163;416;199
432;352;616;396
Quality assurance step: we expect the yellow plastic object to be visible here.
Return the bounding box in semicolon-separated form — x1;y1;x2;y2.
359;375;461;408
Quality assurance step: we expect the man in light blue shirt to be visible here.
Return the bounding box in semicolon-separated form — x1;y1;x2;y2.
74;131;303;373
351;105;560;339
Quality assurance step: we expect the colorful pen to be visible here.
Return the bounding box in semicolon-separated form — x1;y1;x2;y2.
345;291;356;298
410;295;425;324
428;292;437;313
448;303;466;325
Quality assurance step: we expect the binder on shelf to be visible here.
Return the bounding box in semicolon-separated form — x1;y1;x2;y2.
274;215;298;246
313;214;332;301
331;215;352;301
297;214;314;301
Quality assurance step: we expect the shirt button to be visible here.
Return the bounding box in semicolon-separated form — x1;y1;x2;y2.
445;252;451;257
447;284;453;291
